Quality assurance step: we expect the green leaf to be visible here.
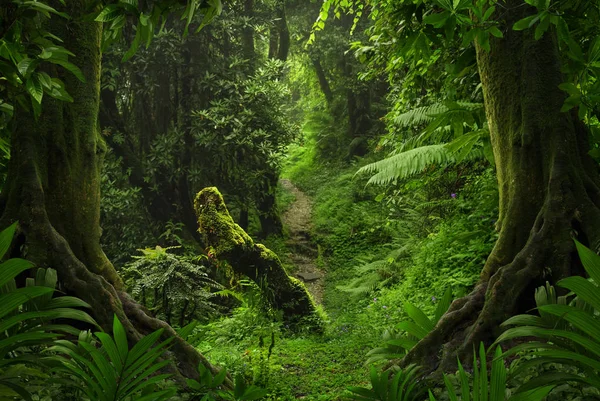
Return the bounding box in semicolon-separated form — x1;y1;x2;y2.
434;288;453;323
403;302;434;332
534;14;551;40
574;240;600;285
396;321;430;339
482;6;495;21
17;58;37;77
122;26;142;62
95;5;122;22
561;95;581;112
488;27;503;38
424;11;451;28
489;347;506;401
26;74;44;104
0;223;18;260
112;314;129;364
513;15;538;31
47;59;85;82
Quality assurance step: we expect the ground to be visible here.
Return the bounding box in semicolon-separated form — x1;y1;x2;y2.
196;179;379;400
280;179;326;305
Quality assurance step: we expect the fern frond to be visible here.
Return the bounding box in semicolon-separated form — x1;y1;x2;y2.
392;102;484;128
392;103;448;127
357;145;452;186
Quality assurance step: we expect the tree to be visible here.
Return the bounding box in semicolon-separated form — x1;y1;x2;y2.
0;0;228;384
318;0;600;373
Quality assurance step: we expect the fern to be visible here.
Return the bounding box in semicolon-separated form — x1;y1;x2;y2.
357;145;453;185
392;103;451;127
362;100;488;186
391;101;484;130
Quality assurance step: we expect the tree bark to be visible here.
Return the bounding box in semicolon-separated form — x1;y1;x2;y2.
258;171;284;238
312;57;333;104
275;1;290;62
1;2;227;386
195;187;323;331
403;1;600;374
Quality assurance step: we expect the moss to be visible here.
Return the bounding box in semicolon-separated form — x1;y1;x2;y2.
195;187;253;256
256;243;282;265
194;187;324;331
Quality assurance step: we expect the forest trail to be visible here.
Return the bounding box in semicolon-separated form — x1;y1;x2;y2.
279;179;326;305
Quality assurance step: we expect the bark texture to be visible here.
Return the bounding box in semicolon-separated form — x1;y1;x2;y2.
1;2;227;386
402;1;600;373
195;187;323;331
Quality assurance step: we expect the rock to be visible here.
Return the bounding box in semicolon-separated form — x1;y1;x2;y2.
296;272;323;282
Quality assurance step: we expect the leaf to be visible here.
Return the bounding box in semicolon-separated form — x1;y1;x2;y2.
26;74;44;104
424;11;451;28
112;314;129;364
561;95;581;112
122;26;142;62
513;15;538;31
534;14;551;40
17;58;37;77
403;302;434;332
95;5;122;22
482;6;496;21
488;27;503;38
47;59;85;82
0;223;18;260
433;288;453;323
574;240;600;285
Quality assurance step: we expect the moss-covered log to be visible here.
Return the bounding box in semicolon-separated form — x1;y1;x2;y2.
0;1;228;387
195;187;323;330
401;0;600;374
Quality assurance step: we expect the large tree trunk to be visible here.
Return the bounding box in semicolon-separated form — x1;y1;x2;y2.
403;1;600;373
1;2;227;386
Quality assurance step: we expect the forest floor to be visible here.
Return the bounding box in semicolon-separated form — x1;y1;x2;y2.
280;179;326;305
198;178;379;400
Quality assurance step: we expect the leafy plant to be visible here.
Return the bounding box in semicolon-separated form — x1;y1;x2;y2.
50;315;176;401
356;101;489;186
346;364;423;401
366;288;452;364
186;363;268;400
431;343;553;401
497;239;600;391
0;222;97;400
121;246;222;326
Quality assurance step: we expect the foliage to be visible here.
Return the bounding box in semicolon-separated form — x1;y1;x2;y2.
190;58;298;210
186;363;268;400
0;0;83;121
497;240;600;391
100;151;161;266
432;344;554;401
356;101;489;186
121;246;223;326
0;222;97;400
366;288;452;364
347;364;423;401
50;315;175;401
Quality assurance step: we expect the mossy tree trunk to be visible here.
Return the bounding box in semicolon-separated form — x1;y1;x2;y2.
195;187;322;330
0;2;226;385
403;1;600;373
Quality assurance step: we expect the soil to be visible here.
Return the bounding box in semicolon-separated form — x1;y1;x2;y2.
279;179;326;305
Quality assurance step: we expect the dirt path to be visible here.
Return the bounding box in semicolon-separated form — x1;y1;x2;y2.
279;179;326;305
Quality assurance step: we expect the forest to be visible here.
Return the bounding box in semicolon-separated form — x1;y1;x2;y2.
1;0;600;399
